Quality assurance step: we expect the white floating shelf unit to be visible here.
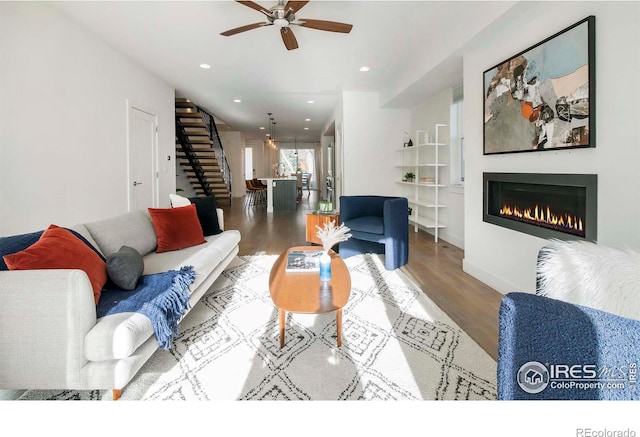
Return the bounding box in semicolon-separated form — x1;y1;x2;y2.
395;123;448;242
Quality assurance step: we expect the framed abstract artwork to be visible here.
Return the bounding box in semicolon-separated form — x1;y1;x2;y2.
483;16;595;155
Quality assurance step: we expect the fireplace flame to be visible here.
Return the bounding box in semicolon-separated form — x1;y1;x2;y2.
499;204;583;233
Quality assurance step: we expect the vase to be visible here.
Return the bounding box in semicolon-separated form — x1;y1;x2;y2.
319;251;331;281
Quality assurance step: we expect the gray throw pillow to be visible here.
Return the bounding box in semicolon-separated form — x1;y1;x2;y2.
106;245;144;290
85;211;157;257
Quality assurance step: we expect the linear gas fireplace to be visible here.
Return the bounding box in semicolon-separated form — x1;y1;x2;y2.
483;173;597;241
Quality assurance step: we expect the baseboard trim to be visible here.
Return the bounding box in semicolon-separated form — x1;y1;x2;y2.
462;258;522;296
412;226;464;250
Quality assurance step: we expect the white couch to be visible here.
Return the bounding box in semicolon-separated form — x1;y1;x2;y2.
0;207;240;400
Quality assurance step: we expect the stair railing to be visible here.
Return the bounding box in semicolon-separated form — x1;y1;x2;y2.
197;106;232;199
175;119;212;196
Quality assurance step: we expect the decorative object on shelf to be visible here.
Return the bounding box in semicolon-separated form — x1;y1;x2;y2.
403;131;412;148
419;177;436;184
403;131;410;148
404;172;415;183
406;139;413;147
483;16;595;155
317;200;333;214
315;221;352;281
408;207;413;216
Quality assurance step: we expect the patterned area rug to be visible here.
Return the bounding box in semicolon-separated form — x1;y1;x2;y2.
18;254;497;400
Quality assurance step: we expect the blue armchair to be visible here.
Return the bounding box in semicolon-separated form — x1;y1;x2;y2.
497;241;640;400
338;195;409;270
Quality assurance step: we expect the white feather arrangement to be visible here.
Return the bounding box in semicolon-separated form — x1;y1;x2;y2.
316;221;351;253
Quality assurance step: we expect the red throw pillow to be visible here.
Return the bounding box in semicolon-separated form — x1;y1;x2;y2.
148;204;206;253
3;224;107;304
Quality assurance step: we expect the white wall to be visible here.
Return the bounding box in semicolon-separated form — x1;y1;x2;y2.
0;2;175;235
218;131;246;198
462;1;640;294
341;91;410;196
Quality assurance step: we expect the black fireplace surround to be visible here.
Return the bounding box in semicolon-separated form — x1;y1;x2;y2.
483;173;597;241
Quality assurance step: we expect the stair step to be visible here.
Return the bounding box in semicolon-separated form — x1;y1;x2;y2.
184;171;224;177
177;121;207;128
189;177;226;184
182;127;209;134
175;98;196;107
176;145;216;152
181;166;221;172
178;155;219;161
186;137;213;144
176;149;217;154
178;156;218;162
180;159;220;165
187;171;223;177
178;113;204;119
176;147;216;158
175;108;200;114
183;173;223;179
181;163;220;170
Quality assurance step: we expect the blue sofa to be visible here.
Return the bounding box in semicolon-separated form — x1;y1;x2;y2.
497;241;640;400
338;195;409;270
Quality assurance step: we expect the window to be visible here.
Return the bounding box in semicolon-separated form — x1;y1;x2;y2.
280;148;316;188
450;84;464;185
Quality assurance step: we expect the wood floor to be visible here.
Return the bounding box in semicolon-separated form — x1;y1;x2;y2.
221;191;504;361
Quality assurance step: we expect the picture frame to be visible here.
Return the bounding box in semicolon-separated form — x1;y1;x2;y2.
483;16;595;155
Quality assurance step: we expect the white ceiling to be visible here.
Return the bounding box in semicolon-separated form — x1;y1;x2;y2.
52;0;514;143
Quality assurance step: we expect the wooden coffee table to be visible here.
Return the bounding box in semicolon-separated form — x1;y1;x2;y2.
269;246;351;348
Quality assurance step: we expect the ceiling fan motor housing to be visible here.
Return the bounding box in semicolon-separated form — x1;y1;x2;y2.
270;2;294;27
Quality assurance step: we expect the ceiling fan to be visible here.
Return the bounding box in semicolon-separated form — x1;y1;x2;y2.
220;0;353;51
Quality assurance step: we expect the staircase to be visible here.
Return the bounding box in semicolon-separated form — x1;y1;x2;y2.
175;98;232;205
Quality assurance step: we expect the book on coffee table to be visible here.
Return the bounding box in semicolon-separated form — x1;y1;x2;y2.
285;250;324;272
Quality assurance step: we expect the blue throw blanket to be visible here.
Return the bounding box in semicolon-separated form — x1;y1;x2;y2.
96;266;196;349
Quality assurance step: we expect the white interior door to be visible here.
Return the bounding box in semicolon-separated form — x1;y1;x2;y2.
128;105;158;211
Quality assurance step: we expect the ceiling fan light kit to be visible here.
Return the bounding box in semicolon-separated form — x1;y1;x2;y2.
221;0;353;51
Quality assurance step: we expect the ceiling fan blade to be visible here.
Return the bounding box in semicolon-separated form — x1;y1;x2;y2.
220;22;267;37
236;1;271;15
280;27;299;50
285;1;309;14
297;19;353;33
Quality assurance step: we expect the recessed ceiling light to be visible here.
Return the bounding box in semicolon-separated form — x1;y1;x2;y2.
233;99;241;103
304;127;309;130
305;118;311;121
359;66;370;72
260;126;265;130
200;63;211;69
307;100;314;104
